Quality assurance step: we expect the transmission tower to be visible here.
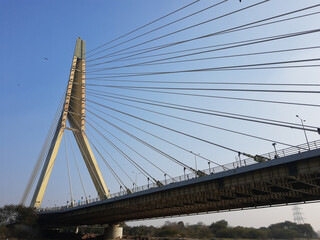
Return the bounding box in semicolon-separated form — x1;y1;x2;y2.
292;205;305;224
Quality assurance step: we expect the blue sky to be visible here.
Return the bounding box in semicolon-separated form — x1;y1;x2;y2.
1;0;320;231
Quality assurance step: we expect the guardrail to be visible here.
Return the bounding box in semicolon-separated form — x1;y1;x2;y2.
38;140;320;212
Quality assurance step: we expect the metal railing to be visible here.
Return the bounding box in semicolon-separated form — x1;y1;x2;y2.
38;140;320;212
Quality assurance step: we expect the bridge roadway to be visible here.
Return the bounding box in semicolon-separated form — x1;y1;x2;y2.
38;146;320;226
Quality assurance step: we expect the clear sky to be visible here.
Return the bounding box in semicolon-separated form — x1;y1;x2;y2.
1;0;320;232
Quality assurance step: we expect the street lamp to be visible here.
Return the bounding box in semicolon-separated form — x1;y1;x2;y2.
190;151;200;171
272;143;278;159
296;115;310;150
238;152;242;167
132;171;141;192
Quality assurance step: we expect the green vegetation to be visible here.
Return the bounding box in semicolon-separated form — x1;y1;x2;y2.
0;204;318;240
0;204;38;239
124;220;319;239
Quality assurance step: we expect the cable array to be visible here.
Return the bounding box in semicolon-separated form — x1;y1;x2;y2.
24;1;320;206
83;0;320;198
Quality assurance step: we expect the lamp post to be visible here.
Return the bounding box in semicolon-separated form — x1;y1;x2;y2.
272;143;278;159
164;174;167;185
208;162;211;174
132;171;141;192
190;151;200;171
296;115;310;150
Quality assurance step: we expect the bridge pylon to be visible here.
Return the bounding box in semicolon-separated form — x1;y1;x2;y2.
30;38;110;208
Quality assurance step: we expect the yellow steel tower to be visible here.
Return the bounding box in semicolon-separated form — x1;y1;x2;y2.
30;38;110;208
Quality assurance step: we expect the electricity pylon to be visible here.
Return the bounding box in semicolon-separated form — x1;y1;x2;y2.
30;38;110;208
292;205;305;224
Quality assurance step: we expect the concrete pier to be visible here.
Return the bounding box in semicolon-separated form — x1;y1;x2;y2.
104;224;123;240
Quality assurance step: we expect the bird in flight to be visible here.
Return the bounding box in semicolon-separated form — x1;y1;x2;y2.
43;57;48;60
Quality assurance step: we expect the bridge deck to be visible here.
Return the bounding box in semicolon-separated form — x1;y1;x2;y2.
38;144;320;226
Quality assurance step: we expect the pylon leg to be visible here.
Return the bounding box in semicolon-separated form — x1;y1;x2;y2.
30;38;109;208
30;118;65;208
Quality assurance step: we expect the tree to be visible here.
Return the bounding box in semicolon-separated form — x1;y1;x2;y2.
156;226;179;237
247;228;268;239
184;223;214;239
268;221;317;239
209;220;228;234
295;223;318;238
177;221;185;229
268;228;300;239
124;225;157;237
124;219;317;239
0;225;8;239
0;205;38;239
0;205;37;226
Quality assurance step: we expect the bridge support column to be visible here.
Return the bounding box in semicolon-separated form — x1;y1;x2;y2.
104;224;123;240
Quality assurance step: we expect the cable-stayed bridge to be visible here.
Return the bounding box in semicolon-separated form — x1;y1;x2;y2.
38;142;320;227
20;1;320;238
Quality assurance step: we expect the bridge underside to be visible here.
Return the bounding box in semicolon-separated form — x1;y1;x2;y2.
38;150;320;226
